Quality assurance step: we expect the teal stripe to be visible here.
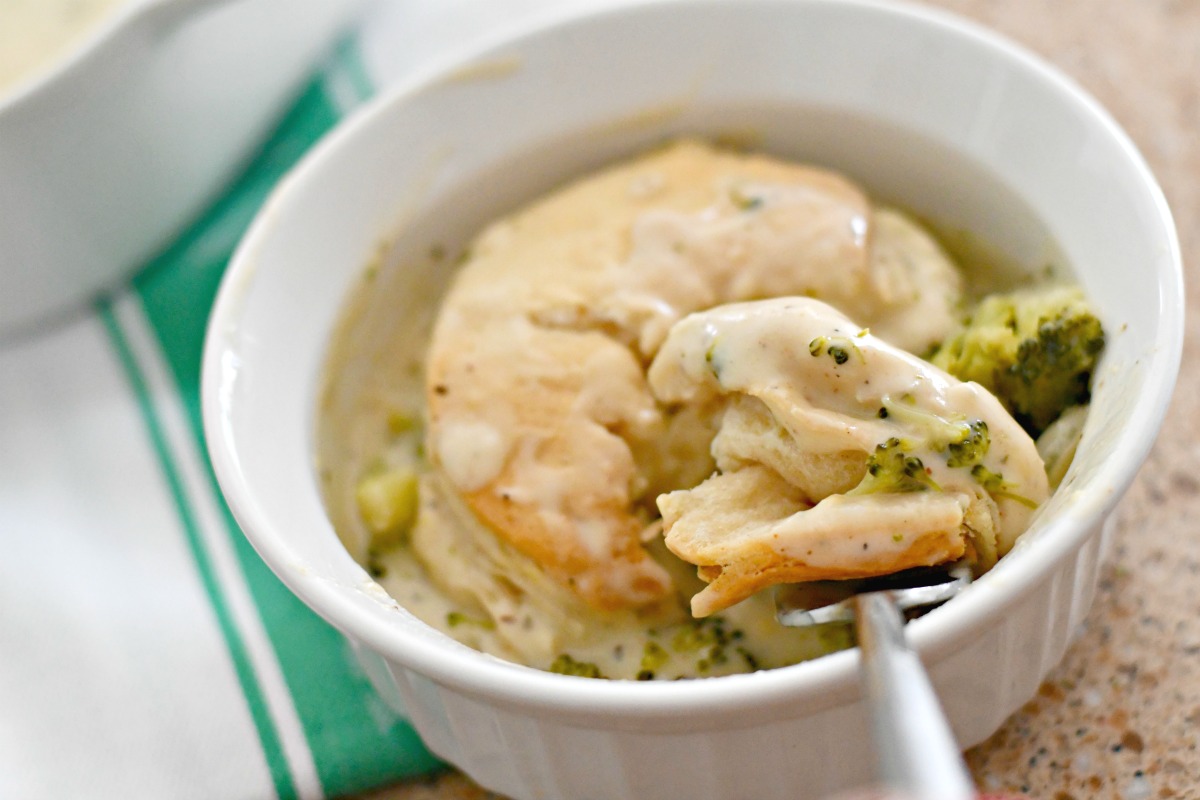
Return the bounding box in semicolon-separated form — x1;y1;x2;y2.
131;75;441;795
333;36;376;104
98;301;296;800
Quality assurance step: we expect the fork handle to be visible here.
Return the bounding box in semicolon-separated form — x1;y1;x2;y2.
853;592;976;800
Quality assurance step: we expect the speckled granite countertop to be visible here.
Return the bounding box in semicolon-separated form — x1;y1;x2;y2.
356;1;1199;798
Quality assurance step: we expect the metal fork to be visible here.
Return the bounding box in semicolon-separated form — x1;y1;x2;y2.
775;562;976;800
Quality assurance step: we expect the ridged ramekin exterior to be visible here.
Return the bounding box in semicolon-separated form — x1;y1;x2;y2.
357;518;1109;800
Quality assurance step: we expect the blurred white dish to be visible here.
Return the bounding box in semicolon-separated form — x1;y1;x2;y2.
0;0;363;339
1;0;131;93
202;1;1182;798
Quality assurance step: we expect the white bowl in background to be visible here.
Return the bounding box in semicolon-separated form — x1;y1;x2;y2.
0;0;363;340
202;1;1183;798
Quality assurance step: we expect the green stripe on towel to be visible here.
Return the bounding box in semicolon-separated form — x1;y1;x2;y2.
325;36;376;112
99;302;299;800
111;69;441;797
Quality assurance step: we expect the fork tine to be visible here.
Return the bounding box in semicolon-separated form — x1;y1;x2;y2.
774;560;972;628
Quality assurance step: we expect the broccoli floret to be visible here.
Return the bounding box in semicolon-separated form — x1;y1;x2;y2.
946;419;990;468
879;395;989;465
355;467;419;547
971;465;1039;509
930;285;1105;437
641;641;669;673
445;611;496;631
548;654;605;679
848;438;941;495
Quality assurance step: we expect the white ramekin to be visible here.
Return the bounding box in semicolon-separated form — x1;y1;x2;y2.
0;0;363;340
202;1;1183;797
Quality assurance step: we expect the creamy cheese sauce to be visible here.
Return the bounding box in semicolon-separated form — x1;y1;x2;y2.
377;512;851;680
652;297;1047;524
316;140;1080;680
649;297;1049;615
435;420;510;492
0;0;131;95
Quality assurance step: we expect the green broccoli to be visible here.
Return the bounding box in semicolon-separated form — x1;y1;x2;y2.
445;611;496;631
930;285;1105;437
878;396;989;465
848;438;941;495
946;420;990;468
971;465;1039;509
548;653;605;679
355;467;419;547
